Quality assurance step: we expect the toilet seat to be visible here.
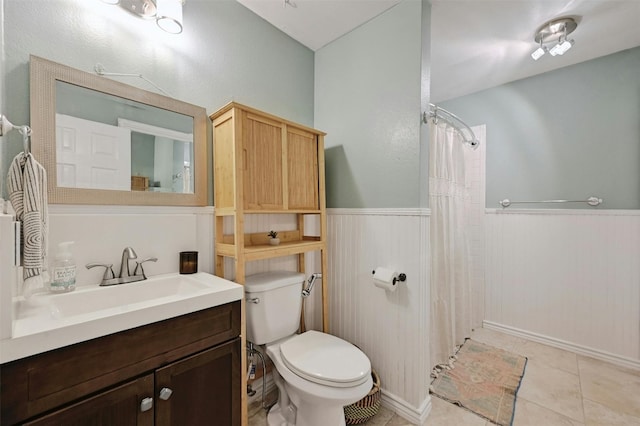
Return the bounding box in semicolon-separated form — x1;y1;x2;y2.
279;331;371;388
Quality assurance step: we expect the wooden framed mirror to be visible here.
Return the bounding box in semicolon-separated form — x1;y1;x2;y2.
30;55;207;206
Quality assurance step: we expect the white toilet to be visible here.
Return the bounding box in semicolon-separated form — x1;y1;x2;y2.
245;271;373;426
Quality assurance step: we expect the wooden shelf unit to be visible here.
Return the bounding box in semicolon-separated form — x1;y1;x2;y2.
210;102;329;331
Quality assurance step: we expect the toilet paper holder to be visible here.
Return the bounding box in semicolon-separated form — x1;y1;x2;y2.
371;269;407;285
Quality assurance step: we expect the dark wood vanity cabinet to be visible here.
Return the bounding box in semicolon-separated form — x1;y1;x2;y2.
23;374;156;426
1;301;241;426
155;340;240;426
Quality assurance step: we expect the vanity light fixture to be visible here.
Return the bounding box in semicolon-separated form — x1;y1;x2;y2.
99;0;184;34
119;0;157;18
156;0;184;34
531;17;577;61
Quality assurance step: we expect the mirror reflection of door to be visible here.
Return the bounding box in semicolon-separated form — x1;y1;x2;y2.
56;114;131;190
55;80;195;194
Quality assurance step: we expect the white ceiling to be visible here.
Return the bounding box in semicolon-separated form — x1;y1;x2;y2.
236;0;402;51
236;0;640;102
430;1;640;102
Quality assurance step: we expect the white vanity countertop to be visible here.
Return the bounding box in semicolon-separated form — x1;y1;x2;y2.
0;272;243;364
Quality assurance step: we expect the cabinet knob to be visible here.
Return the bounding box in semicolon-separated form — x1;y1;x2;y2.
159;387;173;400
140;397;153;412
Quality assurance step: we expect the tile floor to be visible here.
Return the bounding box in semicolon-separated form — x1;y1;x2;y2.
248;328;640;425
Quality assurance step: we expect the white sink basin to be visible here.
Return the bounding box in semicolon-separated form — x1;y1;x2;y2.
49;274;211;319
3;272;243;363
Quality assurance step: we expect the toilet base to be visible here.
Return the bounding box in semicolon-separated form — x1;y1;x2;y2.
267;402;294;426
267;402;347;426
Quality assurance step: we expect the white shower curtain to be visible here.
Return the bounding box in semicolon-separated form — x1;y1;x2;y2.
429;120;473;368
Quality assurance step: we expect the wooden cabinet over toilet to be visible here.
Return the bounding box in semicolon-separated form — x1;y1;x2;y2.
210;102;328;329
211;103;329;426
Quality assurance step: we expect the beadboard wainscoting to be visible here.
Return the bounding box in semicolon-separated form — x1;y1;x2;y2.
0;214;18;339
485;209;640;369
47;205;215;290
327;208;432;423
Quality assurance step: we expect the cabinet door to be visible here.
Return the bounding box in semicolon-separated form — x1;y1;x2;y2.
155;338;241;426
243;113;284;210
287;127;319;210
24;374;154;426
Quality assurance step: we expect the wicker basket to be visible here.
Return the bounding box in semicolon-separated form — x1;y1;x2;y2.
344;370;381;425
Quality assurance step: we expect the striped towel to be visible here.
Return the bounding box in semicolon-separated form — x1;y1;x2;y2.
6;152;48;284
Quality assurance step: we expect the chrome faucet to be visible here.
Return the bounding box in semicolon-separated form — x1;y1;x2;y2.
119;246;137;278
86;247;157;286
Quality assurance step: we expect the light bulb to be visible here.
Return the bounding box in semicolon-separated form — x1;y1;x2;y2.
549;42;563;56
531;46;546;60
556;39;573;55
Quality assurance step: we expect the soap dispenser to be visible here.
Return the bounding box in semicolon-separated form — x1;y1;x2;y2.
50;241;76;293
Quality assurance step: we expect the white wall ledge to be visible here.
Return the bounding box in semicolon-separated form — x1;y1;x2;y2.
49;205;214;215
328;208;430;216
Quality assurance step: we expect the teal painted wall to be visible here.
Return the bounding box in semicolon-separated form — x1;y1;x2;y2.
419;0;431;208
8;1;630;210
314;0;423;208
1;0;314;203
441;47;640;209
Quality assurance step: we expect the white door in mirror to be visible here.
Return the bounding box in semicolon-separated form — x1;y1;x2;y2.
56;114;131;191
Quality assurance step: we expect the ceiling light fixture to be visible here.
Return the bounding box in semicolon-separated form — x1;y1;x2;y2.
531;17;577;61
100;0;184;34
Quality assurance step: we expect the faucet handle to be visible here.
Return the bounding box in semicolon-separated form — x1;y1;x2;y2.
86;263;116;280
134;257;158;279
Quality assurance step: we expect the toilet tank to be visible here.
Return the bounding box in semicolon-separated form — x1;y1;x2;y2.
244;271;305;345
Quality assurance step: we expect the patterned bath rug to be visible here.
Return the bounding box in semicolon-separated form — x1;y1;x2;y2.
429;339;527;426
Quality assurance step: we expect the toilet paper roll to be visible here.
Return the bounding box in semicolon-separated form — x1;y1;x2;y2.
373;267;398;292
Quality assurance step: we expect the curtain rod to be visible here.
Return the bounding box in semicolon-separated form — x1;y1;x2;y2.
423;103;479;149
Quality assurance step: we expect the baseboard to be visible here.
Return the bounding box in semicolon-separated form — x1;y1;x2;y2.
380;389;432;425
253;377;433;425
483;321;640;371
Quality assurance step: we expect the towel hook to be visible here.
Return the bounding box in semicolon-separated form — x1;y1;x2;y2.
1;114;32;154
19;126;32;154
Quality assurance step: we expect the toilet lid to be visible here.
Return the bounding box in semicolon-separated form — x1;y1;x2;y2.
280;331;371;388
